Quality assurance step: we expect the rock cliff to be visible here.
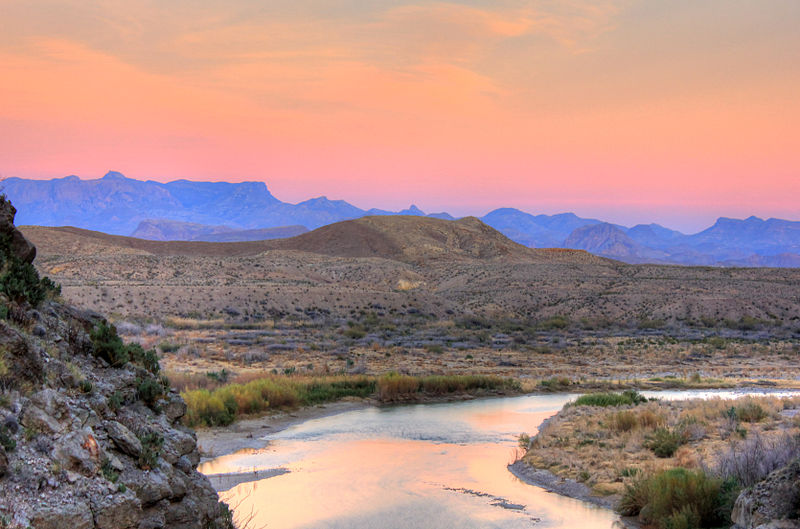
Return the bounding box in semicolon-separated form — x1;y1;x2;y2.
0;196;232;528
732;457;800;529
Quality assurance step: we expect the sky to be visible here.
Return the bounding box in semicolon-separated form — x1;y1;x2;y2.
1;1;798;232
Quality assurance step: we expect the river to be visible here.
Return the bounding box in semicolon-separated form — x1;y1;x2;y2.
199;389;799;528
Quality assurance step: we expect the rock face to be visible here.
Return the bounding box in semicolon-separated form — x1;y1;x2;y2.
0;198;231;529
732;457;800;529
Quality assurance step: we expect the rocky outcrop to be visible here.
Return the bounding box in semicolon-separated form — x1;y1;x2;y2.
732;457;800;529
0;198;232;529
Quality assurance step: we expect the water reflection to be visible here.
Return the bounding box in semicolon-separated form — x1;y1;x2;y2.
200;389;798;528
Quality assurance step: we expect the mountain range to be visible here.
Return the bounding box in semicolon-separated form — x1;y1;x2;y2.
4;171;799;267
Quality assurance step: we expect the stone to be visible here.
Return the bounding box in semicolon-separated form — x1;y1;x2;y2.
52;427;103;476
91;490;142;529
20;403;63;434
163;393;187;423
29;502;94;529
732;458;800;528
107;420;143;457
32;325;47;337
123;468;173;506
31;388;71;420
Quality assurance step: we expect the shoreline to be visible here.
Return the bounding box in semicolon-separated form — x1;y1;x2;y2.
507;461;642;529
196;399;371;462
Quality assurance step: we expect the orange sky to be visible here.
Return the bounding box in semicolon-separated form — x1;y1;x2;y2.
1;1;798;231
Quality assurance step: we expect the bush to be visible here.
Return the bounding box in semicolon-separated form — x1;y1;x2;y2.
644;427;687;458
137;377;164;407
714;432;800;487
735;400;767;422
618;468;729;529
138;431;164;470
90;321;130;367
573;390;648;408
0;425;15;452
609;410;638;432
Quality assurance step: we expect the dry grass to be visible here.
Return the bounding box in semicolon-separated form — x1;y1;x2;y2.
521;395;800;497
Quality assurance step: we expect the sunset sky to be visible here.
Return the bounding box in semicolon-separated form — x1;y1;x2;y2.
1;1;798;232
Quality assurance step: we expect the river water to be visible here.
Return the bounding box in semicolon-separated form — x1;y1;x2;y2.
199;389;798;529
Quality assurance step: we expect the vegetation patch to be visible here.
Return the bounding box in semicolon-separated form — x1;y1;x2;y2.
571;390;648;407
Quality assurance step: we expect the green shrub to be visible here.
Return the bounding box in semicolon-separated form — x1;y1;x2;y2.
644;427;687;458
137;431;164;470
573;390;648;408
128;344;160;374
108;391;124;412
137;377;164;407
735;400;767;422
618;468;729;529
90;321;130;367
0;425;15;452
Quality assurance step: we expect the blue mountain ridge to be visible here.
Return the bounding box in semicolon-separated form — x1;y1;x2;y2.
3;172;799;267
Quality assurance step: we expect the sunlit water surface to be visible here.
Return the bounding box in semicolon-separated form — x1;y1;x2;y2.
199;389;799;529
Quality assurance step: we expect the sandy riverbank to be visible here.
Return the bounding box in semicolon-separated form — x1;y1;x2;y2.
508;461;641;528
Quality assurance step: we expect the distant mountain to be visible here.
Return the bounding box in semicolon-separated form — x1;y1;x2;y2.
130;219;307;242
479;208;601;247
2;172;453;235
563;223;670;263
4;172;800;267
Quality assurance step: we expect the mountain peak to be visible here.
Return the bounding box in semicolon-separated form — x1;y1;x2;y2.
102;171;128;180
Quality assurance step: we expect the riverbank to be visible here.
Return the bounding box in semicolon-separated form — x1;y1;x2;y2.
515;391;800;528
197;399;370;461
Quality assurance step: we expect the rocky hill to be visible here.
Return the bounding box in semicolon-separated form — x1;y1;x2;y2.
0;199;231;527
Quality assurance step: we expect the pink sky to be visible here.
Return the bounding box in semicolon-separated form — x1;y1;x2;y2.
1;1;798;232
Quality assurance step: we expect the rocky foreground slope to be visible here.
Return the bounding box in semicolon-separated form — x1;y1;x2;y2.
0;198;231;528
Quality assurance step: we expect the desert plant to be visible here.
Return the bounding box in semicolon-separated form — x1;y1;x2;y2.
573;390;648;408
137;431;164;470
618;468;728;528
644;427;687;458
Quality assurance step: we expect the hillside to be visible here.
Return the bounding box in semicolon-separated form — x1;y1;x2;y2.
0;199;231;528
19;218;800;331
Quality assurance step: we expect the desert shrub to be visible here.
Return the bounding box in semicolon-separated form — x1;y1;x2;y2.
128;344;160;375
183;389;234;427
714;432;800;487
735;400;768;422
0;424;15;452
573;390;648;408
537;315;570;330
90;321;130;367
137;377;164;407
538;377;571;391
108;391;124;412
137;431;164;470
378;372;420;400
644;427;687;458
609;410;638;432
159;341;180;353
618;468;729;529
638;409;665;429
0;230;60;307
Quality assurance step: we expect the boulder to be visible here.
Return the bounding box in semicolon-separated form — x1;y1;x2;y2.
733;458;800;528
106;420;143;457
20;403;63;434
30;502;94;529
52;427;104;476
0;199;36;263
90;490;142;529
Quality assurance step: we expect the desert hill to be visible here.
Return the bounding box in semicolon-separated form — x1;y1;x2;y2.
22;216;605;265
19;216;800;330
